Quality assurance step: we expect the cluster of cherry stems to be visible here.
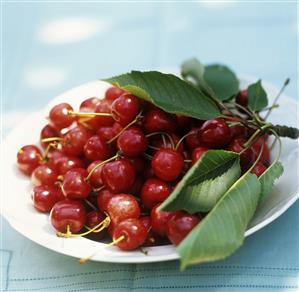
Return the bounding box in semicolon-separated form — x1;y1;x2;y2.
16;87;270;262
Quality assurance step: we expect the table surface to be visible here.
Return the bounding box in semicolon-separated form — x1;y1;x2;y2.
1;1;299;291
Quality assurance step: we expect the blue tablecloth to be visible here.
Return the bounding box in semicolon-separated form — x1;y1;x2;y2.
2;1;298;291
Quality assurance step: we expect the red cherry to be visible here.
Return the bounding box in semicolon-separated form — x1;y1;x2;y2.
176;115;192;133
85;210;106;240
50;199;86;233
17;145;42;175
191;146;209;165
143;109;176;133
198;118;232;148
111;93;140;126
93;99;115;128
40;124;59;148
141;178;171;209
79;97;100;112
56;155;84;175
252;138;270;165
84;135;113;161
31;164;58;186
251;162;267;177
47;150;66;170
112;218;147;251
129;175;144;195
105;87;125;102
151;149;184;182
236;90;248;108
97;189;114;213
61;125;92;156
227;138;255;169
117;126;148;157
106;193;140;224
140;216;161;246
150;204;178;237
101;159;136;193
62;168;92;199
32;185;63;212
185;128;202;150
225;117;248;139
87;160;103;188
166;212;200;245
49;103;76;130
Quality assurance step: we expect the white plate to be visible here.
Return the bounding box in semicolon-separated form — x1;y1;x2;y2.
1;76;299;263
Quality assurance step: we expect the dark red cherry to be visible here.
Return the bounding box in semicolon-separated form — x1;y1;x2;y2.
117;126;148;157
49;103;76;130
106;193;140;224
252;138;270;165
101;159;136;193
128;175;144;195
141;178;171;209
85;210;106;239
17;145;42;175
236;90;248;108
97;189;114;213
185;128;202;151
143;109;176;133
31;164;58;186
227;138;255;169
84;135;113;161
87;160;103;188
251;162;267;177
94;99;114;127
128;157;145;174
140;216;161;246
105;87;125;101
79;97;101;112
62;168;92;199
225;117;248;139
166;212;200;245
191;146;209;165
111;93;140;126
50;199;86;233
40;124;59;148
150;204;178;237
151;149;184;182
61;125;92;156
198;118;232;148
56;155;84;175
112;218;147;251
32;185;64;212
176;115;192;133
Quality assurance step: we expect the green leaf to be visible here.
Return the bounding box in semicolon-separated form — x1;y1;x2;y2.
177;173;261;270
247;80;268;111
159;150;241;213
203;64;239;101
259;161;283;203
181;58;205;83
104;71;220;120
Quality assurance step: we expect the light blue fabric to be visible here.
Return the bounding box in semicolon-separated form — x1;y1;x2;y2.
2;2;298;291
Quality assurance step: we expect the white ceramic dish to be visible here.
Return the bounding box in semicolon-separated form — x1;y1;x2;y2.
2;76;298;263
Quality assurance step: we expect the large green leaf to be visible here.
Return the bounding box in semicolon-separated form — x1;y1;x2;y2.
203;64;239;101
177;173;261;270
160;150;241;212
247;80;268;112
104;71;220;120
259;161;283;203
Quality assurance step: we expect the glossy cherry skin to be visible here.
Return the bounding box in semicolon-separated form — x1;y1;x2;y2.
47;149;66;170
49;103;76;130
40;124;59;148
32;185;64;212
17;145;42;175
31;164;58;186
87;160;103;188
166;212;200;245
236;90;248;108
252;138;270;165
79;97;100;112
185;128;202;151
84;135;113;161
106;193;140;224
198;118;232;148
97;189;114;213
111;93;140;126
62;168;92;199
140;216;161;246
94;99;115;128
151;149;184;182
101;159;136;193
150;204;179;237
191;146;209;165
227;138;255;169
251;162;267;177
61;125;92;156
105;87;125;102
50;199;86;233
56;155;84;175
117;126;148;157
143;109;176;133
141;178;171;209
112;218;147;251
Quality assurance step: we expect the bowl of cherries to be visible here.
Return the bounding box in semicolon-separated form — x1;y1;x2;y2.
3;62;299;268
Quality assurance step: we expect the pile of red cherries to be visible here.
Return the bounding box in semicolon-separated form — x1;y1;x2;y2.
16;87;270;253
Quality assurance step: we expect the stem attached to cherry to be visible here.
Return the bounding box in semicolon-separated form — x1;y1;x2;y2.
68;110;112;118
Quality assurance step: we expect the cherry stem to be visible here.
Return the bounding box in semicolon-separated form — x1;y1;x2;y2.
43;142;58;161
68;110;112;117
175;132;194;151
41;137;62;143
84;199;97;211
79;235;125;264
85;153;120;181
264;78;289;120
143;153;153;160
148;145;160;151
107;111;143;144
93;185;105;192
145;132;175;149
